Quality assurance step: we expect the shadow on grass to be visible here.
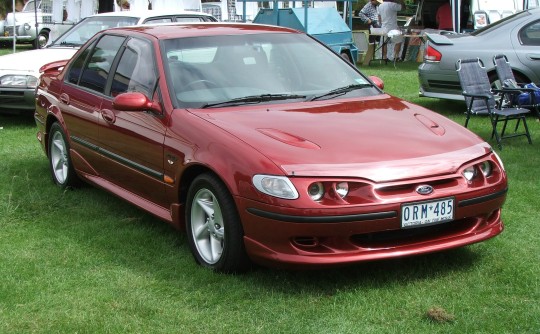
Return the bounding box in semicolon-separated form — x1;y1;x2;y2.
0;113;36;127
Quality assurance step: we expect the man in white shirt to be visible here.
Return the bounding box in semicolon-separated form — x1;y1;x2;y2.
378;0;405;61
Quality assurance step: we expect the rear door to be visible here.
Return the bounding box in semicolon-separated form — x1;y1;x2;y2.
513;18;540;82
60;34;126;171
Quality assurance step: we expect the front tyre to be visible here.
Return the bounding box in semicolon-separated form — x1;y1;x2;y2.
186;173;250;273
48;122;80;188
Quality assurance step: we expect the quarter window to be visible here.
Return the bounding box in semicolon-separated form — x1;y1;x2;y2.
519;21;540;46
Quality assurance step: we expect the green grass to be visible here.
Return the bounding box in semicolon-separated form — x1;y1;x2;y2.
0;60;539;333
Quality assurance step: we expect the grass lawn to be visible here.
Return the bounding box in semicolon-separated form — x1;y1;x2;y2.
0;55;539;333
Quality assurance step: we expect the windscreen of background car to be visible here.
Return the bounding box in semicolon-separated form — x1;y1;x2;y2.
162;33;378;109
52;16;140;47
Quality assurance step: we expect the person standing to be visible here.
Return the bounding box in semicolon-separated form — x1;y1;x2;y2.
357;0;383;43
378;0;405;61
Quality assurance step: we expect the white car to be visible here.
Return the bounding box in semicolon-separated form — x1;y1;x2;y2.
0;10;217;115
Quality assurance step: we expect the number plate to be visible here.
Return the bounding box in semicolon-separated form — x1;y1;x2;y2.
401;197;454;229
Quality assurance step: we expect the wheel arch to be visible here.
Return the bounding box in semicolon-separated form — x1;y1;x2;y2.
487;67;531;86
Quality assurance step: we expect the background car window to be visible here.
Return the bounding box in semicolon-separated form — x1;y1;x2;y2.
144;17;174;24
111;38;157;98
79;35;126;93
519;21;540;45
175;17;207;22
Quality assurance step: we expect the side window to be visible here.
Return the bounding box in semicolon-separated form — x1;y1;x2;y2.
79;35;126;93
175;16;205;22
111;38;157;98
519;21;540;46
67;40;96;85
144;17;173;24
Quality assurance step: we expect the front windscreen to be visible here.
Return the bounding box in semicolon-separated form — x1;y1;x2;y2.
162;33;378;108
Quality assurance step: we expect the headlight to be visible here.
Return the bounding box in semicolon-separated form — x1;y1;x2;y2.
24;23;31;31
479;161;493;177
335;182;349;198
308;182;324;201
0;75;39;88
462;166;476;181
252;175;299;199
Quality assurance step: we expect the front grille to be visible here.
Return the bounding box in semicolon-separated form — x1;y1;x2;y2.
350;218;475;248
4;26;16;36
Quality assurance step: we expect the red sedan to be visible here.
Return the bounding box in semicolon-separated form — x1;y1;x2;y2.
35;23;507;272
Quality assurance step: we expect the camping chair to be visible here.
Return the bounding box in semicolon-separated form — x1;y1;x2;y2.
493;54;540;120
456;58;532;149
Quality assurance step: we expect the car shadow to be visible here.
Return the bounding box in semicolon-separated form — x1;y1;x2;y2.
246;247;483;295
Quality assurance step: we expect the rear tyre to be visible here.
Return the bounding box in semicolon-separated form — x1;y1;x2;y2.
48;122;80;189
185;173;250;273
340;51;352;63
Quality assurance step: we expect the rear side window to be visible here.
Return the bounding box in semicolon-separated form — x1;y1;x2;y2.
144;17;174;24
519;20;540;46
78;35;126;93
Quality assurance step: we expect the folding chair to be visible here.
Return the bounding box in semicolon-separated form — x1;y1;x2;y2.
493;54;540;120
456;58;532;149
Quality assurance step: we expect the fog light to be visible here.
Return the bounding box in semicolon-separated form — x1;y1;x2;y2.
308;182;324;201
463;166;476;181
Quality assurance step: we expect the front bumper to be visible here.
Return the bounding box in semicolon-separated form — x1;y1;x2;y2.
0;87;36;113
238;187;506;269
0;35;34;43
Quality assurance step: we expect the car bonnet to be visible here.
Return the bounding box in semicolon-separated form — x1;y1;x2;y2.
0;48;78;75
190;95;491;182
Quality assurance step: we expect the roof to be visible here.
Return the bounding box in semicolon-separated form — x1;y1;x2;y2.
105;22;300;39
89;9;215;19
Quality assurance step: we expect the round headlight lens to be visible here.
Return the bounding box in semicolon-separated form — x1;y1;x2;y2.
463;166;476;181
335;182;349;198
308;182;324;201
480;161;492;177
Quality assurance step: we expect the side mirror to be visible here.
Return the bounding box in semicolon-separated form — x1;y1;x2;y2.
368;75;384;90
113;92;162;113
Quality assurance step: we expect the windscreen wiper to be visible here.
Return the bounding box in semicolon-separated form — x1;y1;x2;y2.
309;83;373;101
201;94;306;108
57;42;81;47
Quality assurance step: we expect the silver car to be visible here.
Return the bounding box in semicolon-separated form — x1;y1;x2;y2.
418;7;540;101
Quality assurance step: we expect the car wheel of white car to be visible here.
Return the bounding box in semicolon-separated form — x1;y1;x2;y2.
48;122;80;188
38;31;49;48
186;173;250;272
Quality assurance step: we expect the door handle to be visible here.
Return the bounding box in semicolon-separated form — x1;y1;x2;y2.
59;93;69;105
101;109;116;124
527;53;540;60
